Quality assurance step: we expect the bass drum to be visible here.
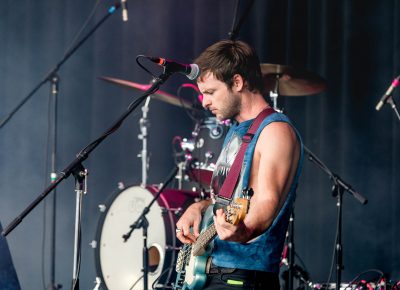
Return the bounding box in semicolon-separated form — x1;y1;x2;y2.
95;185;198;290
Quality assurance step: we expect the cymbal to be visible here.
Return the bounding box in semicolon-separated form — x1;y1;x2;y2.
99;76;194;109
261;63;326;96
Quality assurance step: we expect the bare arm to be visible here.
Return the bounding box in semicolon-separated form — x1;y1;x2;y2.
214;122;300;242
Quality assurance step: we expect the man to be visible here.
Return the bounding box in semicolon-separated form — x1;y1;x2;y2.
176;40;303;289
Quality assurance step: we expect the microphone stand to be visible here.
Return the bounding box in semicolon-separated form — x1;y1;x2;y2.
71;164;88;290
0;2;121;130
303;145;367;290
123;166;179;290
1;70;174;290
47;74;62;290
386;95;400;121
0;3;120;288
228;0;256;40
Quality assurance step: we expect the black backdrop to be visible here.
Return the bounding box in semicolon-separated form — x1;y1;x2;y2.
1;0;399;289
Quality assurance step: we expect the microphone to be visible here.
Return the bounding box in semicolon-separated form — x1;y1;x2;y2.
121;0;128;22
147;56;200;80
376;75;400;111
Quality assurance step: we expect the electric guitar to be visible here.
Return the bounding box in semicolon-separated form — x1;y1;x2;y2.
174;195;251;290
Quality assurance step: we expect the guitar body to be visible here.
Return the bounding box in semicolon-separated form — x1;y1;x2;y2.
174;206;214;290
174;196;251;290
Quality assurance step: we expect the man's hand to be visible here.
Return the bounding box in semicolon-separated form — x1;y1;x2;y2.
213;208;250;242
176;199;211;244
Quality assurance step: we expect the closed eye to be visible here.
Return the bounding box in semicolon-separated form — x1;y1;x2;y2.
203;90;214;96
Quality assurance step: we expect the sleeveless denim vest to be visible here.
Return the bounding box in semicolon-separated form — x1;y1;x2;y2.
210;112;304;273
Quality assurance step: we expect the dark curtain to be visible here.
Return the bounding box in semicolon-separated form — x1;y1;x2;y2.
0;0;399;289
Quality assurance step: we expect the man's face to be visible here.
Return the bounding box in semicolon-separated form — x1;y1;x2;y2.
197;72;241;121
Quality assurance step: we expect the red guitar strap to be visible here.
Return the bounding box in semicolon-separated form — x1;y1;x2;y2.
217;107;276;201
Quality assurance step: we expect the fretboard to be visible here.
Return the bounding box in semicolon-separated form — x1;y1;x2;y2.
192;223;217;256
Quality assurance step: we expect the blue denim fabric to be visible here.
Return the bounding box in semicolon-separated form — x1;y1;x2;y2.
211;112;304;274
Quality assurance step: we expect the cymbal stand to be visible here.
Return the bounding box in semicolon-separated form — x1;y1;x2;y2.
176;121;200;190
269;74;284;113
139;96;151;187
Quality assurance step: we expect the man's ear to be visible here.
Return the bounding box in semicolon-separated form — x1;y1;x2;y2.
232;74;245;92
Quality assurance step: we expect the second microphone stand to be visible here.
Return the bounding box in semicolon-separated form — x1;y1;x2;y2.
123;166;179;290
304;145;367;290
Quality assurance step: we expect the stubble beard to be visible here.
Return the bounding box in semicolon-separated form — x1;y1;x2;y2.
217;92;241;121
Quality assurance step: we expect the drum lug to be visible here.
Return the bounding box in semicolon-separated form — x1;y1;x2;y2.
89;240;97;249
165;245;182;251
161;207;183;216
98;204;106;212
117;182;125;190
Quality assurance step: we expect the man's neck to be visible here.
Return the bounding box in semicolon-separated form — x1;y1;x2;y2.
235;92;271;123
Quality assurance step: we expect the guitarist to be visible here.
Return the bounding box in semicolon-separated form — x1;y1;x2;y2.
176;40;304;290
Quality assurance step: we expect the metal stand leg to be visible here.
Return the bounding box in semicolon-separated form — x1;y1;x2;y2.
71;164;88;290
288;212;295;290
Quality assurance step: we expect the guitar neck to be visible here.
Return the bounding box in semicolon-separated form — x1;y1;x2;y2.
192;223;216;256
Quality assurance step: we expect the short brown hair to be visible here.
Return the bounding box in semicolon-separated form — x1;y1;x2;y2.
194;40;264;93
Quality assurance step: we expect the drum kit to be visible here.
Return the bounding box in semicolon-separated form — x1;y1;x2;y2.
92;64;329;290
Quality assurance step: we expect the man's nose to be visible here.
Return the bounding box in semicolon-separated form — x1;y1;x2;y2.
202;95;211;109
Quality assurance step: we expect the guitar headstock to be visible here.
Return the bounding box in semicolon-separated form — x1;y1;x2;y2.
225;198;249;225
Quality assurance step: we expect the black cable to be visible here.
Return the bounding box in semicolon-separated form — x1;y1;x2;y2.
129;274;144;290
295;252;310;278
136;55;158;79
151;266;175;290
176;84;202;122
63;0;102;58
343;269;385;290
324;210;340;287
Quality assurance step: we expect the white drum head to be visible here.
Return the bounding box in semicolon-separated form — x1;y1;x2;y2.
96;186;172;290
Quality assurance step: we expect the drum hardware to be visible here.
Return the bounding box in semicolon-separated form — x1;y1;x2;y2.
177;117;230;190
98;204;106;212
160;207;184;216
89;240;97;249
93;277;102;290
138;95;151;186
117;181;126;190
165;245;183;251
